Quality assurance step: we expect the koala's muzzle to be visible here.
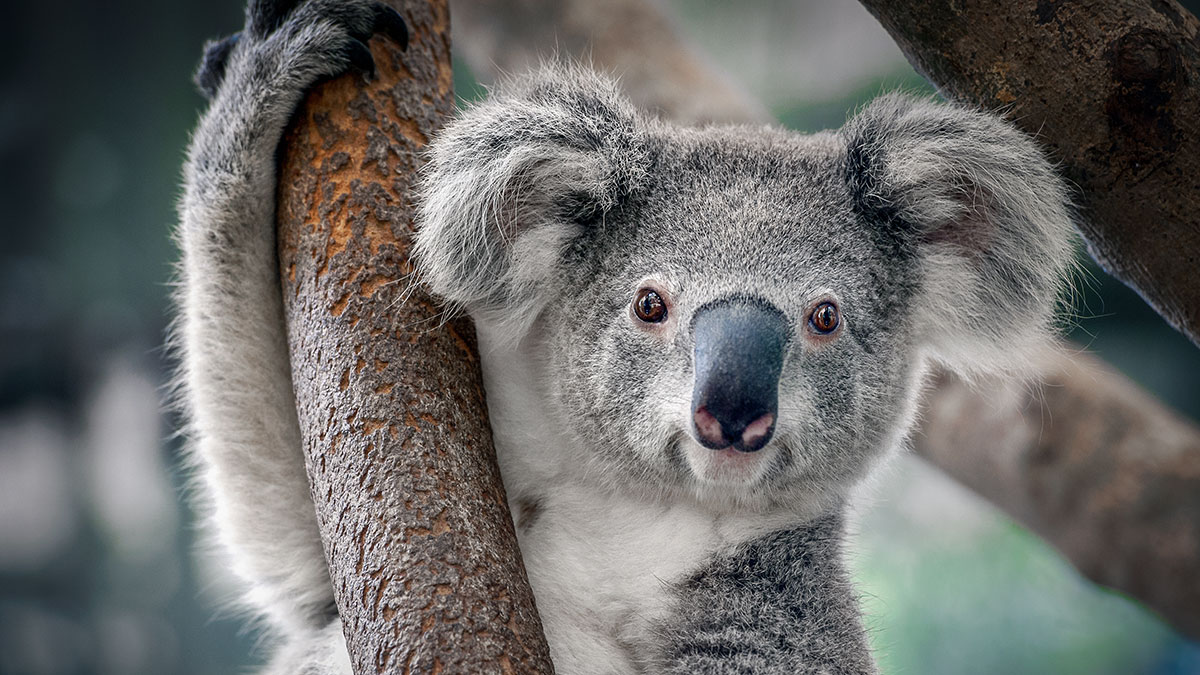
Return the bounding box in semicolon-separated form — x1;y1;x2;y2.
691;299;789;452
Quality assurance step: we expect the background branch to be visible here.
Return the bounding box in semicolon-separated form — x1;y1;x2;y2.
452;0;769;125
452;0;1200;640
857;0;1200;347
275;1;553;671
915;351;1200;638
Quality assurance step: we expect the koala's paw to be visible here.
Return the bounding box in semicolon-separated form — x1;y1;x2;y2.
194;0;408;100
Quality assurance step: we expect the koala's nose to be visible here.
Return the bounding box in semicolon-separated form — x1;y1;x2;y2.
691;298;789;452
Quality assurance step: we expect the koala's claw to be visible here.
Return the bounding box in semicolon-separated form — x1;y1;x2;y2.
194;1;409;100
257;0;408;50
344;39;376;77
372;6;409;51
325;5;410;79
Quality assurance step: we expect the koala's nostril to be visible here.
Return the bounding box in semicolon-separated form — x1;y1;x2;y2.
740;413;775;452
693;404;775;452
693;406;730;449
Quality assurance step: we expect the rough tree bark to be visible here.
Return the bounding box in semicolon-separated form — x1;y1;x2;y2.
452;0;1200;640
856;0;1200;347
274;1;553;672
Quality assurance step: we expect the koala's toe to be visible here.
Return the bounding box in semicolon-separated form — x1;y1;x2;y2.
194;33;241;100
343;39;376;77
372;5;409;51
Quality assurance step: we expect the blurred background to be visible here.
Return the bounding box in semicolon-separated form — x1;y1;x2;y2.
1;0;1198;673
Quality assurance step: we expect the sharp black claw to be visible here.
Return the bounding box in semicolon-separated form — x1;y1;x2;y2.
373;6;409;51
345;39;376;77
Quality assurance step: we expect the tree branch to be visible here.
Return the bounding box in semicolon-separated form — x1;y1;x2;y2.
275;1;553;671
856;0;1200;346
915;351;1200;638
452;0;768;126
452;0;1200;640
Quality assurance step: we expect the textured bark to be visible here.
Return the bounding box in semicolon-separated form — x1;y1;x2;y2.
915;352;1200;639
275;1;554;672
857;0;1200;346
452;0;1200;639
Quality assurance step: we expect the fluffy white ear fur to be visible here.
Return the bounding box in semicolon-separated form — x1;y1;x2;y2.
843;94;1077;376
415;64;649;344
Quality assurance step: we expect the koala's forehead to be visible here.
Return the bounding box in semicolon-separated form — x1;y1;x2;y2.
605;126;876;284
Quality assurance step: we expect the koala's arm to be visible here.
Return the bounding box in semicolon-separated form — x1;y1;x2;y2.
175;0;406;639
659;513;876;675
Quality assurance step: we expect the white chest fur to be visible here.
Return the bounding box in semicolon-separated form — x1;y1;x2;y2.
475;328;807;674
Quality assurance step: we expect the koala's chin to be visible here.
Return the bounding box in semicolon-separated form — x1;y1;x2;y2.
666;426;876;515
680;437;781;488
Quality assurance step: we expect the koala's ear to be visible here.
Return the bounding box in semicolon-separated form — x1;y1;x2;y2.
416;65;648;338
842;95;1076;375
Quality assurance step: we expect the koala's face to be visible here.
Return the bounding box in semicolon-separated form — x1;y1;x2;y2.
536;128;920;506
417;66;1074;510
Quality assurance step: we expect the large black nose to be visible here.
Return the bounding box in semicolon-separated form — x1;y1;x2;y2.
691;298;789;452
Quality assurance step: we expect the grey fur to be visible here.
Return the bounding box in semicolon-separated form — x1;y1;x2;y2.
418;64;1073;514
415;66;651;340
416;64;1074;672
659;513;873;674
176;2;1075;668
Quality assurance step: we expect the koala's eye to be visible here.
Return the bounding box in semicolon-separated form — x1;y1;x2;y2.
634;288;668;323
809;302;840;334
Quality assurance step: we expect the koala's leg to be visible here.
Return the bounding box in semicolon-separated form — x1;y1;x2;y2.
660;512;877;675
175;0;405;642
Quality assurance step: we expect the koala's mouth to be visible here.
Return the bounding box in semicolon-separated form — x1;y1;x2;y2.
673;432;783;488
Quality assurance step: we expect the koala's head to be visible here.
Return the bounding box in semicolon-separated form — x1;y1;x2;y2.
416;66;1074;510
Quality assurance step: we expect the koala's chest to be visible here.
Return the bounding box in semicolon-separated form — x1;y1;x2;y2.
509;485;730;673
474;327;800;671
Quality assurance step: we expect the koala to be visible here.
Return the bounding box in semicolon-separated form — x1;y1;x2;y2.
176;1;1075;673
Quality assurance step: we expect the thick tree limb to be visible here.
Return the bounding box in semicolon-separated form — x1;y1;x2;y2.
452;0;1200;639
275;2;553;672
915;351;1200;638
857;0;1200;346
